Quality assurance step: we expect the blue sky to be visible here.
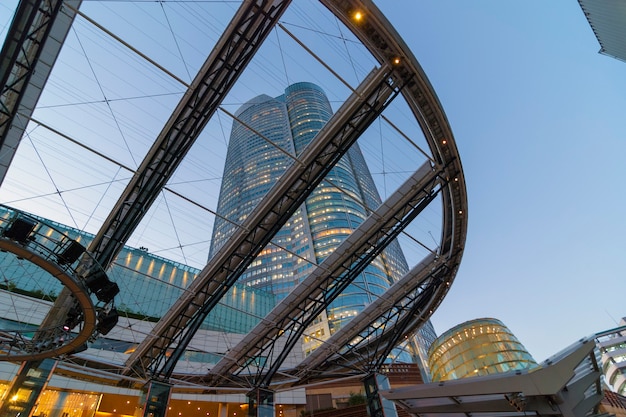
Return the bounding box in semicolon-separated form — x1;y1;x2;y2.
379;1;626;361
1;0;625;365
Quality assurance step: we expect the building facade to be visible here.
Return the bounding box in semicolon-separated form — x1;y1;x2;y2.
0;205;302;416
597;317;626;395
210;82;436;366
427;318;537;381
0;205;276;358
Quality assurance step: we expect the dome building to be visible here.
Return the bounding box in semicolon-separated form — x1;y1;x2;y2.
428;318;537;381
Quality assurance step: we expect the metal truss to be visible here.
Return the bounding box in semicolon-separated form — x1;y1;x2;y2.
32;0;292;351
87;0;292;269
0;0;81;185
309;244;463;380
247;0;468;389
1;0;469;391
203;161;443;388
124;63;402;380
291;201;464;383
194;0;470;391
186;0;470;389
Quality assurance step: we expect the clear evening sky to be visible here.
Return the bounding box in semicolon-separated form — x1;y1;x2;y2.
380;1;626;361
1;0;624;363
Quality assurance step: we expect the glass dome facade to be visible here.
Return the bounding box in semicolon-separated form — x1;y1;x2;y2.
428;318;537;381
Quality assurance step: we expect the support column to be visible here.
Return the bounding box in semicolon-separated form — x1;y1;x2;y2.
0;359;56;417
362;374;397;417
247;388;274;417
136;380;172;417
218;402;229;417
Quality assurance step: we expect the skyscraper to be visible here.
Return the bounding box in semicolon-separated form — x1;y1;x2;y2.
210;82;436;366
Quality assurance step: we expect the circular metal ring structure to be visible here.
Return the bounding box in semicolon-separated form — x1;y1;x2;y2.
0;208;100;361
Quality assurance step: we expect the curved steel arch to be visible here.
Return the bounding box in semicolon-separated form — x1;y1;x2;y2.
0;0;468;391
108;0;467;387
197;0;468;390
0;240;95;361
272;0;468;388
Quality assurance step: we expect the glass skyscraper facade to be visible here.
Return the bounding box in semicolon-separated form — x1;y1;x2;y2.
210;82;436;364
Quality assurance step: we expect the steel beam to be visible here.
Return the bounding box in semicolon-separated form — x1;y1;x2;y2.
0;0;469;390
35;0;292;347
126;0;468;387
125;63;402;379
0;0;82;185
87;0;292;269
204;161;442;388
195;0;469;389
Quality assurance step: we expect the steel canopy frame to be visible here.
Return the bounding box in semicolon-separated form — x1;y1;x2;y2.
153;0;468;388
125;63;402;379
203;161;443;388
217;0;469;391
0;0;82;185
0;0;469;391
32;0;293;358
87;0;292;270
